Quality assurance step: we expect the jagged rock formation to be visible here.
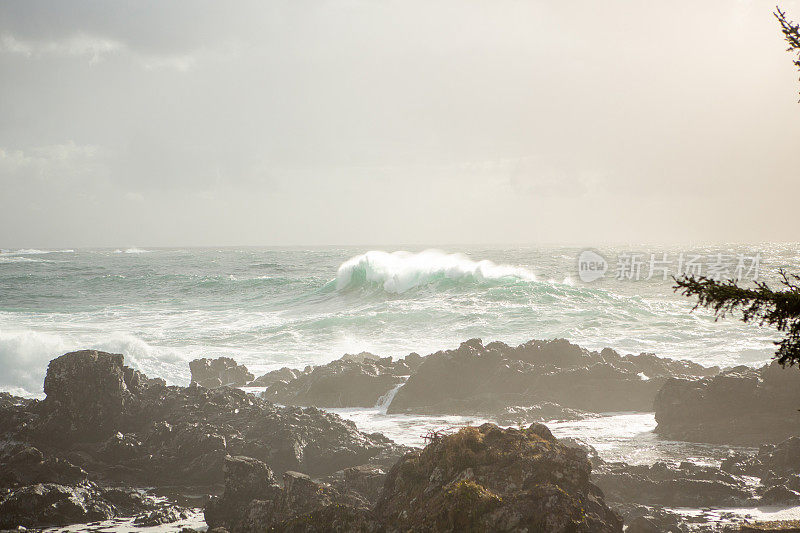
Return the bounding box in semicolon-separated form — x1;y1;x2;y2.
250;366;304;387
375;423;622;532
593;460;757;508
261;352;422;408
205;424;623;532
654;362;800;445
386;338;716;415
0;480;183;530
0;350;407;529
189;356;255;388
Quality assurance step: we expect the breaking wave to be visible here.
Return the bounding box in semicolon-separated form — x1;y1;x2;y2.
334;250;537;294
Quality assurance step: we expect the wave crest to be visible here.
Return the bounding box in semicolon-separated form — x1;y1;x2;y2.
334;250;536;294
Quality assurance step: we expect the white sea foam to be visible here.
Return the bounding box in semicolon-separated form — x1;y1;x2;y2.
113;247;150;254
335;250;536;294
0;329;68;396
375;382;405;413
0;328;192;397
8;249;73;255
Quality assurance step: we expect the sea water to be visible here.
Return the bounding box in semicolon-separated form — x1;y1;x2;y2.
0;244;796;459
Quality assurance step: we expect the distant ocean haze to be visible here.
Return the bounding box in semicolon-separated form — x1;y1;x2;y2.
0;245;791;397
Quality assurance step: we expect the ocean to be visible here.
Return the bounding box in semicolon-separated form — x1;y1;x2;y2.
0;244;795;459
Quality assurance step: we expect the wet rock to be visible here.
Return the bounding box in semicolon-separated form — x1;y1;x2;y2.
133;507;188;526
387;338;715;415
592;459;755;508
0;481;170;530
654;362;800;445
207;424;622;532
189;357;255;388
205;456;355;532
261;353;415;408
760;485;800;505
41;350;131;440
2;351;408;489
0;482;114;529
322;464;387;508
249;367;304;388
0;442;86;488
375;423;623;532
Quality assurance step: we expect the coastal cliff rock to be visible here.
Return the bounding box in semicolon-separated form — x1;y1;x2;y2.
261;353;421;408
189;356;255;388
592;460;757;508
386;338;716;415
654;362;800;445
205;424;623;533
0;350;409;530
204;455;374;532
250;366;305;387
0;480;186;530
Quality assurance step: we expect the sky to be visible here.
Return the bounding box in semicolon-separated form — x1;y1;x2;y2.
1;0;799;247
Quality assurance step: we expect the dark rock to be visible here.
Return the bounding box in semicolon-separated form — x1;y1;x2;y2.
322;464;386;508
654;362;800;445
133;507;188;526
626;515;662;533
249;367;304;388
760;485;800;505
375;423;623;532
2;351;408;489
0;482;115;529
207;423;622;532
387;338;715;415
0;481;172;530
261;354;415;408
189;357;255;388
0;442;86;488
592;459;755;508
205;458;353;532
41;350;131;440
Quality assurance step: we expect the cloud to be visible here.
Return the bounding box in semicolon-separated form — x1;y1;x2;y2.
0;32;122;64
0;142;103;182
0;31;239;71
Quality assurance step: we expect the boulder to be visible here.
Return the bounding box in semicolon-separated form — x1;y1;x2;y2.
205;456;360;532
206;424;623;533
261;354;415;408
249;367;304;388
189;357;255;388
41;350;131;439
2;351;408;489
0;481;179;530
387;339;715;415
375;423;623;532
592;459;756;508
0;442;87;488
654;362;800;445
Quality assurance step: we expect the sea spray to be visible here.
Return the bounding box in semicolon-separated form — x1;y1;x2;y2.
375;382;405;413
334;250;537;293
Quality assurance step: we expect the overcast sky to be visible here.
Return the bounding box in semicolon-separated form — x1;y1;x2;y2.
1;0;799;247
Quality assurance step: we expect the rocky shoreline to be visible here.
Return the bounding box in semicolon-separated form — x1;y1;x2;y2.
1;339;799;531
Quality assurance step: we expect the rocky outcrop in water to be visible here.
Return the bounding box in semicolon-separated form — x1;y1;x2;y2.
654;362;800;445
205;423;623;533
0;480;185;530
250;366;305;387
189;356;255;388
386;338;717;415
0;350;408;530
261;352;422;408
593;459;757;508
376;422;622;532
